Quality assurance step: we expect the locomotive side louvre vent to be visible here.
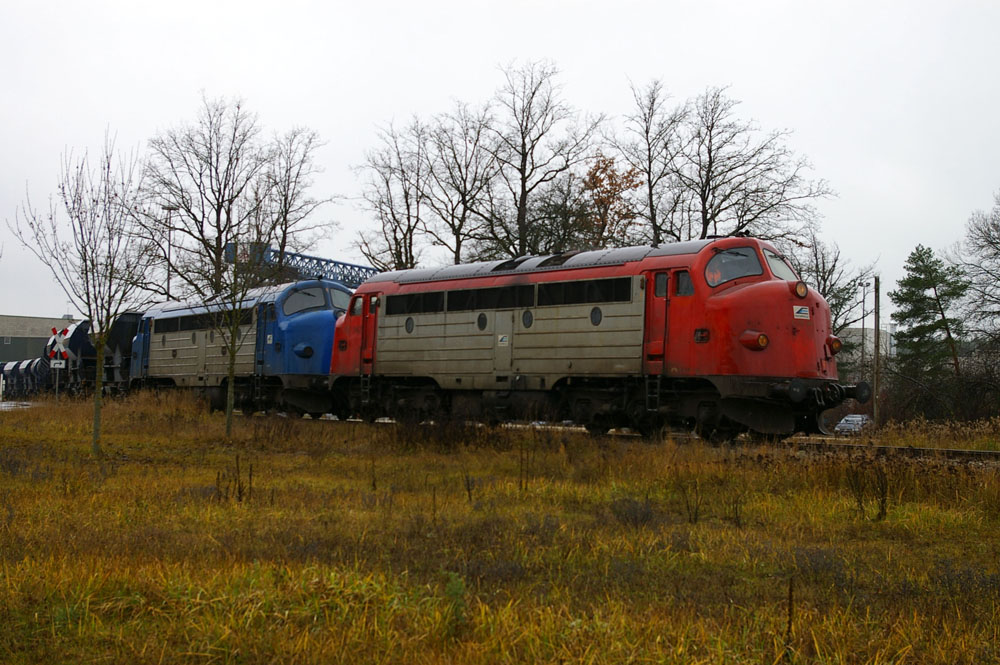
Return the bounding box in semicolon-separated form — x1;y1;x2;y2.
383;278;633;320
386;291;444;315
538;277;631;306
447;285;534;312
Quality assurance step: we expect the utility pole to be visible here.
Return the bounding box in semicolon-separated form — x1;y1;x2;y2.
861;280;871;377
162;205;179;300
873;275;881;425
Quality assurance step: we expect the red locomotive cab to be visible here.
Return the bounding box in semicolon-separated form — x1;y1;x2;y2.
332;291;380;377
680;240;838;382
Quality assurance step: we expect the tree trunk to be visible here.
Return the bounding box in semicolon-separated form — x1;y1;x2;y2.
91;337;105;457
932;286;962;378
647;181;659;247
226;340;237;439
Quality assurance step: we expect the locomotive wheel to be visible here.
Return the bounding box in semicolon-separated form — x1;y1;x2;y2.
695;423;740;445
585;420;609;436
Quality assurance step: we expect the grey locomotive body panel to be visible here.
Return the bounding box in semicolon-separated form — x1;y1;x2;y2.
375;277;643;389
147;325;256;387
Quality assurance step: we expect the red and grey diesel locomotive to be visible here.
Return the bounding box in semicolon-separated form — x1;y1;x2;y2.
329;236;870;438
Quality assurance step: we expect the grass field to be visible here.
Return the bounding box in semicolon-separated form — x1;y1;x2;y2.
1;393;999;664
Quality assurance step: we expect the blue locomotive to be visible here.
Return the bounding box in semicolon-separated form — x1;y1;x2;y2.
1;279;354;416
132;279;352;415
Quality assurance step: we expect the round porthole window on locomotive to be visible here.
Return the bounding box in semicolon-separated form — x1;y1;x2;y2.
590;307;603;326
405;317;414;334
522;310;533;328
477;313;488;331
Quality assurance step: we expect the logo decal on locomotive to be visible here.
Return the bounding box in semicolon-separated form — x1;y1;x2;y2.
497;335;510;346
793;306;810;320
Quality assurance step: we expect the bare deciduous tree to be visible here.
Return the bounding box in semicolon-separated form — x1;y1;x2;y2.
422;102;497;264
356;119;429;271
671;87;831;244
266;127;334;273
609;80;685;247
9;134;154;455
791;233;875;335
958;191;1000;343
529;171;592;254
144;96;271;297
480;60;600;258
142;97;327;437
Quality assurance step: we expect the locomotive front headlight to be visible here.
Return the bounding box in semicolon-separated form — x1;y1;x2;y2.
792;281;808;299
739;330;770;351
827;335;843;355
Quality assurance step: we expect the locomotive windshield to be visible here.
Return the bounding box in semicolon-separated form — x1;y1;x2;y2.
282;287;327;316
704;247;764;287
328;288;351;311
762;248;799;281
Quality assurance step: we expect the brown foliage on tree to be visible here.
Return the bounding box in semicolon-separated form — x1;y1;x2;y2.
581;154;642;248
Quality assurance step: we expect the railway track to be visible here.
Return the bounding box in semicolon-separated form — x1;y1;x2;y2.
784;437;1000;463
306;415;1000;464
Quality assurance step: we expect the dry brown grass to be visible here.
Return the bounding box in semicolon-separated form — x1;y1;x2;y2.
2;394;999;663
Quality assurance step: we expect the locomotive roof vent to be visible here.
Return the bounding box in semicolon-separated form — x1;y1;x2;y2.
492;256;535;272
537;250;582;268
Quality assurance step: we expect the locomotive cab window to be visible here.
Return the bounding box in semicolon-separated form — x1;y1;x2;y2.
762;249;799;281
654;273;668;298
329;288;352;312
704;247;764;287
283;287;326;316
675;271;694;296
350;297;363;316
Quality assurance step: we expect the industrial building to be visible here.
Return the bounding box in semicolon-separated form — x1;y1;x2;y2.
0;314;76;363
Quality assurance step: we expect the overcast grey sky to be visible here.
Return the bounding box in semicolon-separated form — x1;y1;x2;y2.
2;0;998;320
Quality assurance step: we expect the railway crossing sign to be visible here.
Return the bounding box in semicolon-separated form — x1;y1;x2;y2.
49;327;70;400
49;328;70;361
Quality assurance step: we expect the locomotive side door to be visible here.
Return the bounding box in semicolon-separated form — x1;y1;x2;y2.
664;269;696;375
256;302;279;376
360;294;379;374
643;271;669;374
494;311;514;377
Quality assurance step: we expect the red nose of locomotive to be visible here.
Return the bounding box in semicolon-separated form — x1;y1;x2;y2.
707;279;838;380
699;276;870;419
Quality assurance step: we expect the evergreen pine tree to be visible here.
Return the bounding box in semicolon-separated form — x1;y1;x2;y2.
889;245;968;380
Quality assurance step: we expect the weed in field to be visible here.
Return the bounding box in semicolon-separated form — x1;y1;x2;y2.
675;473;703;524
214;454;254;502
845;459;890;520
610;496;655;528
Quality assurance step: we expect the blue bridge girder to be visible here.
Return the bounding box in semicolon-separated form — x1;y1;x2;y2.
224;242;379;289
267;249;379;289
